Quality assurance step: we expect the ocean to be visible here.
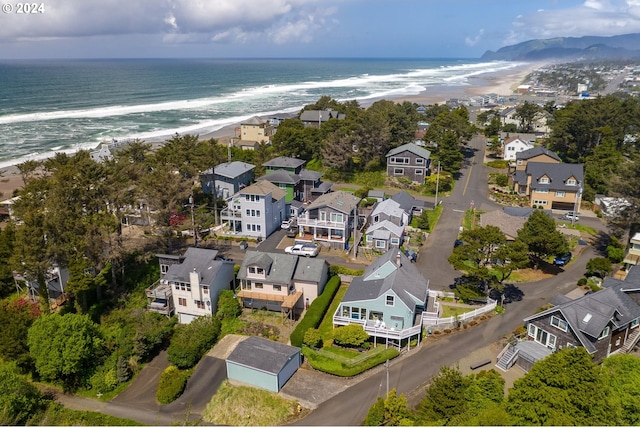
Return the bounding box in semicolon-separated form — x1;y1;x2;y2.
0;58;523;168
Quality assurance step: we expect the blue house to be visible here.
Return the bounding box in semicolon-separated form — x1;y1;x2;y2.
333;249;430;348
200;161;255;199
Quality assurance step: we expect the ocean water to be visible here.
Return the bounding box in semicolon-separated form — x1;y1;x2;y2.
0;58;523;168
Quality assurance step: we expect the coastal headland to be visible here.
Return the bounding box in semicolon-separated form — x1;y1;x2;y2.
0;61;541;200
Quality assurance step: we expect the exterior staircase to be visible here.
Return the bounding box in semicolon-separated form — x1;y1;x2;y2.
621;328;640;353
496;342;519;371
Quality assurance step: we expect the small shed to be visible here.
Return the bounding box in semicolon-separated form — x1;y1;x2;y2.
225;336;301;392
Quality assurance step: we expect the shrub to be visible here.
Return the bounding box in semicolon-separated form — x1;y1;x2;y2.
606;245;625;263
156;365;189;404
290;276;341;347
577;278;588;286
303;328;322;348
216;290;242;320
167;316;221;369
333;325;369;348
329;265;364;276
301;347;399;377
495;173;509;187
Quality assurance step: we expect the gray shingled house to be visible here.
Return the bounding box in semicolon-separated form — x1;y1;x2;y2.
296;191;361;249
497;266;640;372
385;143;431;184
226;336;301;392
200;161;255;198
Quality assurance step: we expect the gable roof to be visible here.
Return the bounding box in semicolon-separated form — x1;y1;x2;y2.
305;191;360;214
516;146;562;162
366;220;404;238
390;191;416;214
262;156;306;169
241;116;267;126
524;286;640;353
237;251;297;284
386;143;431;160
504;137;534;148
227;336;300;374
258;169;300;185
299;169;323;181
371;198;404;219
526;162;584;192
163;247;223;285
342;249;429;311
299;109;345;123
238;181;286;200
292;257;327;283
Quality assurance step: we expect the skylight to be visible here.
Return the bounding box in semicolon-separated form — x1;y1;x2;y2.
582;313;592;323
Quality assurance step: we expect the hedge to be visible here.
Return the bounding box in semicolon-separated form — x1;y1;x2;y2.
290;275;341;347
301;346;399;377
156;365;190;404
329;265;364;277
167;316;221;369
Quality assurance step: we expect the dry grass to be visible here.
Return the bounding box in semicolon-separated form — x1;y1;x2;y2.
202;381;299;426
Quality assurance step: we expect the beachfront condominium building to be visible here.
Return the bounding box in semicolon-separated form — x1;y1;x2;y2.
239;116;274;145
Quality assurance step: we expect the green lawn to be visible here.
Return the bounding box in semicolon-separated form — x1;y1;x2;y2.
440;304;475;318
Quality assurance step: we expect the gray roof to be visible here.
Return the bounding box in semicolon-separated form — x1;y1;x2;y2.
480;210;526;239
386;143;431;160
237;251;298;284
603;265;640;291
525;286;640;353
371;198;404;220
526;162;584;192
299;169;323;181
238;181;287;200
299;109;345;123
390;191;416;214
164;247;222;285
258;169;300;185
342;249;429;311
305;191;361;214
227;336;300;374
262;156;306;169
210;161;255;179
292;257;327;283
502;207;537;217
366;220;403;238
368;190;385;200
311;182;333;194
241;116;267;126
516;146;562;161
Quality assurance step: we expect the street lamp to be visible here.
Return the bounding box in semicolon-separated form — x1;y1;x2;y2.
571;186;582;226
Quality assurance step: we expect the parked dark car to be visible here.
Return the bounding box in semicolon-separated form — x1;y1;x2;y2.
554;252;572;266
286;227;298;238
454;239;464;248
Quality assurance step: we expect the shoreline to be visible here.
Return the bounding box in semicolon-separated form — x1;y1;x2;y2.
0;61;543;200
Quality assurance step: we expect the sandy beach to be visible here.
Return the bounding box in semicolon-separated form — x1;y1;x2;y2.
0;61;542;200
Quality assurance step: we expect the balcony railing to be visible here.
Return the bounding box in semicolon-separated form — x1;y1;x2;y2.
297;217;347;229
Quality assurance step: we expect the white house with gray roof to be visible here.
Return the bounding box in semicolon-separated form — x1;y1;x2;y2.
154;247;235;324
333;249;430;347
296;191;361;248
226;336;301;392
236;251;329;316
386;143;431;183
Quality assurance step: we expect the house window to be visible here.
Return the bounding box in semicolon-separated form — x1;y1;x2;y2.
273;284;281;292
330;212;344;223
369;311;383;321
533;200;548;205
599;326;610;340
256;210;261;217
256;268;264;275
567;179;577;185
246;209;250;215
178;298;187;306
415;169;423;175
195;300;205;309
249;267;256;274
632;318;639;329
517;160;523;165
366;235;373;242
535;188;549;193
255;283;263;289
539;177;549;184
390;237;400;245
202;286;209;295
373;215;379;223
161;264;170;274
376;240;386;249
394;168;404;175
555;191;566;197
567;342;576;348
416;158;424;164
257;225;261;231
547;334;557;349
550;315;568;332
528;323;535;337
320;211;326;221
386;295;394;306
342;306;350;317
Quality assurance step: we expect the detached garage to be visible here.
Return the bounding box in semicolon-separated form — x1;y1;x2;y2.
225;336;301;392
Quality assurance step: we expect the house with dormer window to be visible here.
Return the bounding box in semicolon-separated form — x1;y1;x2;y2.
512;162;583;211
512;146;561;172
386;143;431;184
497;266;640;372
333;249;430;347
502;136;534;161
235;251;329;318
296;191;361;248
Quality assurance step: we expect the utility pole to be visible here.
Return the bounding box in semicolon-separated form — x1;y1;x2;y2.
434;160;441;207
352;205;358;260
385;359;389;396
189;193;198;247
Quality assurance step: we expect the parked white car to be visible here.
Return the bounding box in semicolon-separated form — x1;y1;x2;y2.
281;217;295;229
284;243;319;257
562;212;579;221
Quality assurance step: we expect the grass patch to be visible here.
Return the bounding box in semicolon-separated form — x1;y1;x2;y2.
203;381;298;426
318;284;348;343
440;304;475;318
34;403;142;426
558;222;597;235
335;186;358;193
485;160;508;169
352;170;386;187
301;346;399;377
321;345;362;359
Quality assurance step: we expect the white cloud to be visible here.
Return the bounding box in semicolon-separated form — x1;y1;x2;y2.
504;0;640;45
465;29;485;47
0;0;336;46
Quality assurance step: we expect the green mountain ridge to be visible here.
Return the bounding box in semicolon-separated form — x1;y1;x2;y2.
482;33;640;61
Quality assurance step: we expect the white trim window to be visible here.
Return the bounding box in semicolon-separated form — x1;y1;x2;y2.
415;169;423;175
385;295;394;306
535;188;549;193
599;326;610;340
394;168;404;175
376;240;386;249
550;315;568;332
539;177;549;184
567;178;577;186
416;158;424;164
555;191;566;197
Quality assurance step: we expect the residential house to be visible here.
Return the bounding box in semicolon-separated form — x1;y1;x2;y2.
623;232;640;267
260;157;333;205
0;195;20;221
365;198;408;252
226;336;301;392
512;162;583;211
385;143;431;184
499;267;640;372
220;181;287;239
502;136;534;161
148;247;235;324
296;191;361;248
14;266;70;310
513;146;561;172
263;156;306;175
299;109;345;128
239;116;274;145
258;169;300;204
299;169;332;203
89;139;132;163
235;251;329;316
200;161;255;199
333;249;430;347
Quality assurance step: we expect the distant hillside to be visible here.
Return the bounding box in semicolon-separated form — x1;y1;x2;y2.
482;33;640;61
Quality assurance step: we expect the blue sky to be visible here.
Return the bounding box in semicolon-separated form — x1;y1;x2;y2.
2;0;640;59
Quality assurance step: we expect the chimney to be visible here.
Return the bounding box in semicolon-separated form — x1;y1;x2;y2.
189;268;199;290
395;250;402;268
